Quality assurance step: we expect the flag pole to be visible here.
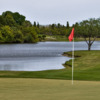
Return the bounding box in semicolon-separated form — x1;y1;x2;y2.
68;28;74;85
72;37;74;85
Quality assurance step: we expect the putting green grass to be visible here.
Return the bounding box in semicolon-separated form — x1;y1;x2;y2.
0;50;100;81
0;78;100;100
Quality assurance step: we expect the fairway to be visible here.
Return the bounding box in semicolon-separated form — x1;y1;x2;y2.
0;78;100;100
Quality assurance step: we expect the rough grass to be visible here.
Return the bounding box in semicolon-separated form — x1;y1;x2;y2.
0;51;100;81
0;78;100;100
45;36;100;41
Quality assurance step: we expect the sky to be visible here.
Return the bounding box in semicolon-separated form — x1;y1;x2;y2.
0;0;100;26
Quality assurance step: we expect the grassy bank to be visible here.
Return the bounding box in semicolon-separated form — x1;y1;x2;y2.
45;35;84;41
45;35;100;41
0;50;100;81
0;78;100;100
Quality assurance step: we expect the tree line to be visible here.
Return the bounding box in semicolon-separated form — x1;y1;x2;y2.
0;11;70;43
0;11;100;51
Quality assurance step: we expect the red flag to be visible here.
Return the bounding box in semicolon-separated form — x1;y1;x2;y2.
68;28;74;41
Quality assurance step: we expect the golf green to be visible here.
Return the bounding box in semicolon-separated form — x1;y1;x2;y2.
0;78;100;100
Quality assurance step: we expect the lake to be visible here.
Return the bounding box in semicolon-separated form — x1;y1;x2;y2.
0;41;100;71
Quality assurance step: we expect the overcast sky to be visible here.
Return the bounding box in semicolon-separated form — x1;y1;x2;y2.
0;0;100;26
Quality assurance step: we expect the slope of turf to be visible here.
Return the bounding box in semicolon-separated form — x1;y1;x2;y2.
0;78;100;100
0;50;100;81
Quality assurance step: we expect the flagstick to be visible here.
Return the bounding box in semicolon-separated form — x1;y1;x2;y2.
68;28;74;85
72;38;74;85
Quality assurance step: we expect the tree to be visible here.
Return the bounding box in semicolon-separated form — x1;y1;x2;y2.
2;11;26;25
2;11;12;17
42;35;46;40
57;23;61;28
5;14;16;26
22;27;39;43
33;21;36;27
37;22;40;28
0;31;3;42
38;35;42;41
12;27;24;43
12;12;25;25
0;16;6;26
22;20;32;27
0;26;14;43
75;18;100;51
66;21;69;28
51;24;55;29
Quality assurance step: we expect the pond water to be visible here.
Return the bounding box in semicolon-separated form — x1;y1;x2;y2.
0;41;100;71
